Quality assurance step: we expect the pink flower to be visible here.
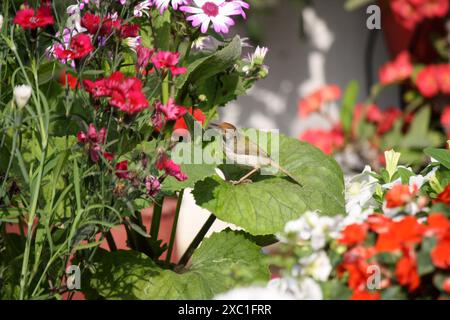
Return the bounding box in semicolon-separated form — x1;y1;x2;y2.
77;124;109;162
54;33;94;60
136;45;155;73
151;51;187;76
379;51;413;85
155;98;187;121
181;0;248;34
145;176;161;198
154;0;189;13
156;153;188;181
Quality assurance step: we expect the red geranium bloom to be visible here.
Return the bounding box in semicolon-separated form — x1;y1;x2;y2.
379;51;413;85
121;23;140;38
14;6;54;29
396;249;420;292
436;64;450;95
431;236;450;269
435;184;450;204
337;246;377;291
367;214;393;234
426;213;450;239
375;216;425;253
351;290;381;300
416;66;440;98
299;125;344;155
174;107;206;130
443;278;450;293
298;84;341;118
338;223;368;246
151;51;187;76
385;184;415;208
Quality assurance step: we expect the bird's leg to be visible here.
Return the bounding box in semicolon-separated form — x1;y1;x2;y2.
232;166;261;185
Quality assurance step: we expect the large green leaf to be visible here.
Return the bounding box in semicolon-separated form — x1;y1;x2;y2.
176;36;242;103
424;147;450;169
193;132;345;235
87;230;269;299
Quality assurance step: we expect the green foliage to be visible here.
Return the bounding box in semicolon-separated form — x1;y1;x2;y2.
87;230;270;299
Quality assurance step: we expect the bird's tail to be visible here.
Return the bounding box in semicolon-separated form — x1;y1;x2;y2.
270;161;303;187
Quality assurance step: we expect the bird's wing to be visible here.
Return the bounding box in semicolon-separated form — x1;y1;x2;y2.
233;131;271;158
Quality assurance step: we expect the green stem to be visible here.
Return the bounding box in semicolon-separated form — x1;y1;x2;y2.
178;214;216;267
150;196;164;240
165;190;184;265
162;75;170;105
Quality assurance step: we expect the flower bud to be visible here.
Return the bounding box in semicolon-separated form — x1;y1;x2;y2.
13;85;32;109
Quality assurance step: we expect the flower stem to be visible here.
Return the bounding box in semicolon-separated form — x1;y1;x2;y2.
165;189;184;265
150;196;165;240
178;214;216;267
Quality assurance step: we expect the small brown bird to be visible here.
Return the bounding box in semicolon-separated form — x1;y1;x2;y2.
210;122;302;186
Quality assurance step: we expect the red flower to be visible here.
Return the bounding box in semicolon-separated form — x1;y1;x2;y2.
155;98;187;121
443;278;450;293
55;34;94;60
136;46;155;73
14;6;54;29
385;184;415;208
151;51;187;76
156;153;188;182
338;223;368;246
375;216;425;253
391;0;449;30
367;214;393;234
174;107;206;130
115;161;130;180
351;290;381;300
121;23;140;38
298;84;341;118
338;246;377;291
396;249;420;292
379;51;413;85
377;107;402;135
109;77;149;113
426;213;450;239
431;236;450;269
416;66;440;98
80;12;101;34
59;71;79;90
299;126;344;155
436;65;450;95
441;106;450;129
435;184;450;204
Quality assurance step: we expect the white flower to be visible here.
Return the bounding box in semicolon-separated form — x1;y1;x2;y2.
385;149;401;181
214;286;295;300
281;211;342;250
268;277;323;300
13;85;32;109
344;165;378;225
0;14;4;31
134;0;153;17
299;251;332;282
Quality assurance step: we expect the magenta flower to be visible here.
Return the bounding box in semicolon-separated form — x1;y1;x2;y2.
155;98;187;121
181;0;249;33
136;45;155;73
77;124;109;163
156;153;188;181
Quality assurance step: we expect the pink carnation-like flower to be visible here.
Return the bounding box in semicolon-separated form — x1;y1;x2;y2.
77;124;110;163
156;153;188;181
151;51;187;76
181;0;249;34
